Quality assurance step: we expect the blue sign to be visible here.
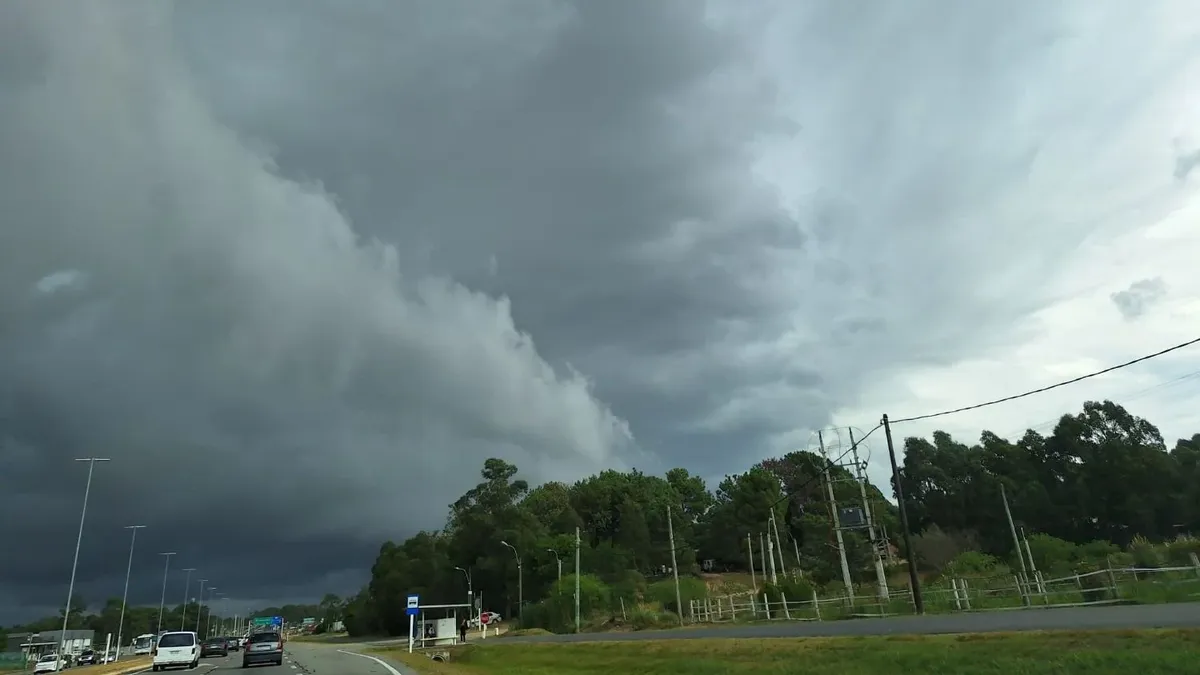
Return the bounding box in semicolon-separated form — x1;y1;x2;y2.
271;616;283;626
406;594;419;616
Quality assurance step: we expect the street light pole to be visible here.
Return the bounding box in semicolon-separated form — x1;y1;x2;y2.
453;567;473;618
199;583;216;634
205;594;221;638
195;580;208;634
546;549;562;581
61;458;110;657
156;553;176;635
115;525;146;662
179;568;196;629
500;541;523;616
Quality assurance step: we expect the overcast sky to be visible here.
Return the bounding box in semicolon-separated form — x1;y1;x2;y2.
3;0;1200;624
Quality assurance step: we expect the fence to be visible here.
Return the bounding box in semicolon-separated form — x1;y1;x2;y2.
689;561;1200;624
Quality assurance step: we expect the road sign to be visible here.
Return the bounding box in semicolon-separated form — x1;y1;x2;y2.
406;595;419;616
479;613;491;625
251;616;283;627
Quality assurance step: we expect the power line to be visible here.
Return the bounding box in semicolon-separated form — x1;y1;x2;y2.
892;335;1200;425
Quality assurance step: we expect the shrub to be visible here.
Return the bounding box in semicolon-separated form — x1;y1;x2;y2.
944;551;1003;577
646;577;707;615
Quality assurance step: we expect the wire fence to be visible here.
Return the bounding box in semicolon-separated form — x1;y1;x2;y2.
688;561;1200;623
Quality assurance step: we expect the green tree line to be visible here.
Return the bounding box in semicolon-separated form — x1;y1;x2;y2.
340;399;1200;636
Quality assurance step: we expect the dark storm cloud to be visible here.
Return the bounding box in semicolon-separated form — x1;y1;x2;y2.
3;0;1192;622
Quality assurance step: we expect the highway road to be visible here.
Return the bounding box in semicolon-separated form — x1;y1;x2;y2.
119;645;418;675
501;601;1200;643
224;602;1200;675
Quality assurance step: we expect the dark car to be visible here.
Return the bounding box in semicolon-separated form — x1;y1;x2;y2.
77;650;97;666
199;638;228;658
241;631;283;668
225;637;241;652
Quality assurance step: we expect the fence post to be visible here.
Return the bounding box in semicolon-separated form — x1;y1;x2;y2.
729;595;737;621
811;589;821;621
689;599;695;622
1036;571;1048;604
1190;552;1200;579
1106;557;1119;599
781;592;791;620
762;593;771;620
951;578;962;611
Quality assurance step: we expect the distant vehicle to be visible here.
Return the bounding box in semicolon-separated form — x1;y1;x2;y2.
151;632;199;671
34;654;63;674
225;637;241;652
200;638;228;659
468;611;501;628
241;631;284;668
77;649;97;666
133;634;156;656
104;650;118;664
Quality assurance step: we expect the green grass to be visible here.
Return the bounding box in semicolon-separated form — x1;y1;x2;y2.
382;629;1200;674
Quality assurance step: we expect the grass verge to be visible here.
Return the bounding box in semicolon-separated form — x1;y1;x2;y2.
380;629;1200;674
89;657;153;675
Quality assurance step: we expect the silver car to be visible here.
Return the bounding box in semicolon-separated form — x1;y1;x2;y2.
241;632;283;668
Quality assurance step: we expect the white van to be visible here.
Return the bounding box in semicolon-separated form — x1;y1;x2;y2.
152;632;199;671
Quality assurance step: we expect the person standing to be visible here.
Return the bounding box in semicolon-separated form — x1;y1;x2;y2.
458;618;468;644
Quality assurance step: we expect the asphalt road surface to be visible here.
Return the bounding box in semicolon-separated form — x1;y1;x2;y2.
124;645;417;675
500;601;1200;643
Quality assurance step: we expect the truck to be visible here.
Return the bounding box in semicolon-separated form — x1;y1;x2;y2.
131;634;156;656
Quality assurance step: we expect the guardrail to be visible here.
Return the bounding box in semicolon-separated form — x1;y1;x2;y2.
688;563;1200;623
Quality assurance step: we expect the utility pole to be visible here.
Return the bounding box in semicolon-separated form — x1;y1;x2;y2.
882;414;924;614
666;506;684;626
758;532;767;580
746;533;756;589
765;529;778;584
819;431;854;600
115;525;146;662
769;511;788;578
849;430;888;602
574;526;581;633
1001;484;1031;606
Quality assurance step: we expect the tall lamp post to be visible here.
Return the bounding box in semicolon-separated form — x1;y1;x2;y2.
499;541;523;615
115;525;146;661
194;580;208;633
199;585;215;636
179;568;196;629
454;567;473;618
61;458;110;657
546;549;562;581
156;552;176;635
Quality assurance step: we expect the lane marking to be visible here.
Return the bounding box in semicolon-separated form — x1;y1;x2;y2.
335;650;406;675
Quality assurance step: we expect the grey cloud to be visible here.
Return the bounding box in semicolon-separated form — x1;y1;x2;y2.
1111;278;1168;321
2;0;1191;621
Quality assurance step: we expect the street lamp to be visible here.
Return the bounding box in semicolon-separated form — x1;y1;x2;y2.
156;553;176;635
546;549;562;581
454;567;473;617
199;585;215;636
499;540;523;615
205;593;222;638
61;458;110;657
194;580;208;634
179;568;196;629
115;525;146;661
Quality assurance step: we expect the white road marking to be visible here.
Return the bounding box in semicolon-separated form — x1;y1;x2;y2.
335;650;406;675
